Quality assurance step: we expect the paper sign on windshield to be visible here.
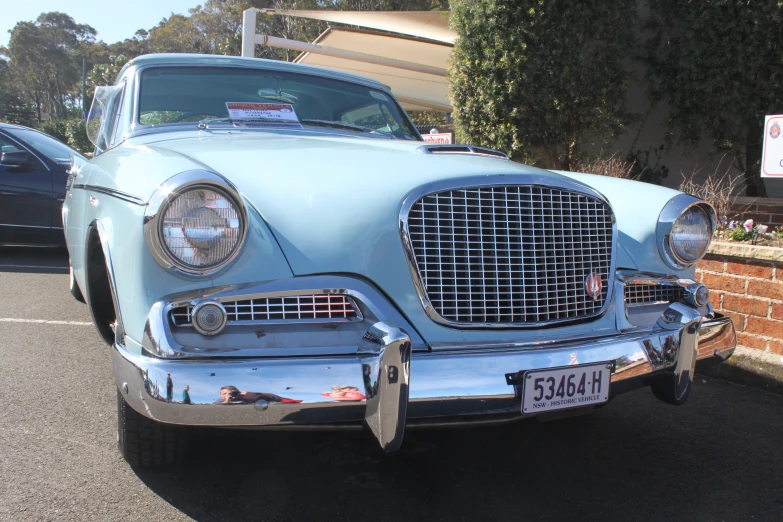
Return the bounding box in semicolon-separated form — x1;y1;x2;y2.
225;102;300;123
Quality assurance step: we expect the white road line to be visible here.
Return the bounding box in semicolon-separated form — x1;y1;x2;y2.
0;318;92;326
0;264;69;269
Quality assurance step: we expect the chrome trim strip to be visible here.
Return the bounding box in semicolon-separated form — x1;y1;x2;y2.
398;175;618;329
0;223;58;229
72;184;147;206
656;194;716;270
143;170;249;277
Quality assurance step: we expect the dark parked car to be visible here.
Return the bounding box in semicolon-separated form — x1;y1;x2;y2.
0;122;86;246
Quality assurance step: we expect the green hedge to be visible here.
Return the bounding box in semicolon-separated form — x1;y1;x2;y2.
38;119;91;155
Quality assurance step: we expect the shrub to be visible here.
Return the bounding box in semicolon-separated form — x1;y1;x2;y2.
64;119;91;154
449;0;637;170
574;154;639;180
678;155;745;222
38;120;69;145
38;118;91;154
644;1;783;197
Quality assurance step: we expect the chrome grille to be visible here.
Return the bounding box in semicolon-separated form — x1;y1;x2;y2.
624;284;684;306
171;295;359;327
406;185;614;325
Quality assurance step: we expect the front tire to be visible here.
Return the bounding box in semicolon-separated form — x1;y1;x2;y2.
650;373;692;406
116;389;186;468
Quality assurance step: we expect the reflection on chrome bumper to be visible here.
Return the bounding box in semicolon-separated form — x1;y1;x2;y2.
114;308;736;451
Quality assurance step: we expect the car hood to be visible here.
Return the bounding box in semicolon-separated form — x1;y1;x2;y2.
143;131;615;270
113;131;684;345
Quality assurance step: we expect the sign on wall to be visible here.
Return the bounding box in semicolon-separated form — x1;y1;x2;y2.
422;132;453;144
761;115;783;177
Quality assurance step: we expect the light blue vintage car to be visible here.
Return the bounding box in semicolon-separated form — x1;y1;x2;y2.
63;54;736;467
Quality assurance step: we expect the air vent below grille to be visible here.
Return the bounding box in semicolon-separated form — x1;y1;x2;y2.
171;295;360;327
624;284;684;306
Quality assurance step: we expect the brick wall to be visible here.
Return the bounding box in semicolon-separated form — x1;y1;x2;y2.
697;253;783;355
730;197;783;228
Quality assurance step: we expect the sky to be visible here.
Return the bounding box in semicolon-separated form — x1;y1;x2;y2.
1;0;203;47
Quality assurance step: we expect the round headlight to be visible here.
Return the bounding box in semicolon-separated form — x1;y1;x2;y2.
669;205;712;265
159;186;243;271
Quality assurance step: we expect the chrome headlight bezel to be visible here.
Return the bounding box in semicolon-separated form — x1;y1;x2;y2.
144;170;248;276
656;194;716;270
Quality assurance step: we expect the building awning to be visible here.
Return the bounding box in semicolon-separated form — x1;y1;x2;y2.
243;9;454;112
259;9;454;44
294;28;451;112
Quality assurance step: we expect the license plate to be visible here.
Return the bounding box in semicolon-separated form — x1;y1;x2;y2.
521;363;611;414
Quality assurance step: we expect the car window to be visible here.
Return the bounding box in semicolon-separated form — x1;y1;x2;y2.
7;128;77;163
340;102;404;134
0;132;47;170
109;81;128;148
0;135;23;153
138;66;420;140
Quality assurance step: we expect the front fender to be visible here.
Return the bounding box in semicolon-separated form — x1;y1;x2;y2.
72;180;293;354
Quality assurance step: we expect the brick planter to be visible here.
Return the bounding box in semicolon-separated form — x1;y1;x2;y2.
697;242;783;355
730;196;783;228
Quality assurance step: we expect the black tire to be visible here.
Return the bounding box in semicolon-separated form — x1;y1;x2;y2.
69;266;85;303
116;388;185;468
650;373;692;406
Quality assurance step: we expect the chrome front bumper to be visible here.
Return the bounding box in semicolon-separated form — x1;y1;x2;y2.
114;304;736;452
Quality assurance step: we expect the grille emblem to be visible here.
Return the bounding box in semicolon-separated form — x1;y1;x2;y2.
585;273;603;300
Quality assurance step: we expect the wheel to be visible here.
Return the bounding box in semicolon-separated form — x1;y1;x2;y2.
650;373;692;406
69;266;85;303
116;388;186;468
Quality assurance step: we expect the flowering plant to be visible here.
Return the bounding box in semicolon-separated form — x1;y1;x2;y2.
715;216;771;244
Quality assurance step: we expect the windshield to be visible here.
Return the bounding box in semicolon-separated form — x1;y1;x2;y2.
138;66;420;140
9;128;81;163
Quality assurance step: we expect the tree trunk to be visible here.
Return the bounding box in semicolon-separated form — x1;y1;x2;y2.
744;118;767;197
560;140;577;172
54;70;65;117
34;92;42;123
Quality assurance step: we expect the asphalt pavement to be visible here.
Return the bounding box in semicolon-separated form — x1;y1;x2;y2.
1;246;782;521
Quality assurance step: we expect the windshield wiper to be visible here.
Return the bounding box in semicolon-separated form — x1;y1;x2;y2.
300;119;391;137
197;117;284;129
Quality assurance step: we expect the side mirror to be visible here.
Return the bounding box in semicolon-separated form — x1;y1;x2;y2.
0;150;29;167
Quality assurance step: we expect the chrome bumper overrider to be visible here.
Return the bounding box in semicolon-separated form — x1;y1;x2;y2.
114;305;736;452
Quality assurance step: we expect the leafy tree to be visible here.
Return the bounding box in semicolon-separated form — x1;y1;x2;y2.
89;54;129;88
0;58;36;125
449;0;637;170
190;0;256;56
643;0;783;197
2;13;96;122
0;0;444;129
